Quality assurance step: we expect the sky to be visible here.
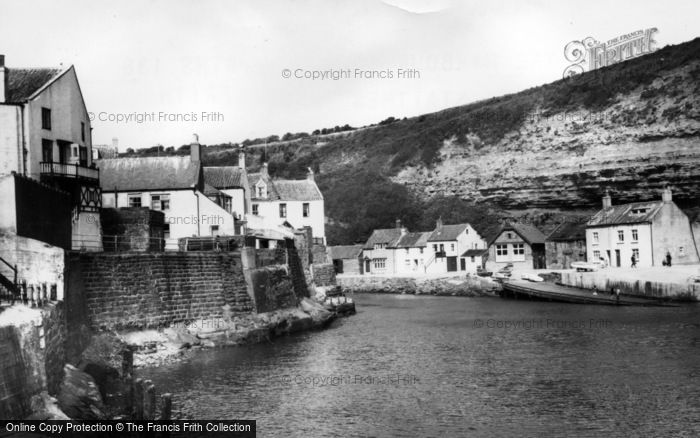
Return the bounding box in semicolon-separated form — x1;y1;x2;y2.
1;0;698;150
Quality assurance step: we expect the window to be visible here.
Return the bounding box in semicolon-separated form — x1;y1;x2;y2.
593;250;600;259
128;194;142;207
513;243;525;255
252;204;259;215
41;107;51;130
617;230;624;242
163;223;170;239
632;248;639;260
81;122;86;142
433;244;438;252
496;244;508;256
373;258;386;269
632;229;638;241
631;208;649;214
405;259;411;267
303;203;310;217
439;244;444;252
373;243;387;250
471;256;475;263
593;232;599;243
419;248;424;254
507;232;513;239
151;194;170;211
450;243;455;251
279;203;287;218
210;225;220;236
679;246;685;256
42;139;53;162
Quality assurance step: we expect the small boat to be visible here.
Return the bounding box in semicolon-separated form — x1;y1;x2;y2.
323;295;356;316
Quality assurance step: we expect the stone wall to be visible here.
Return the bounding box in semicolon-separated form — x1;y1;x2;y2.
286;245;309;299
311;263;336;286
42;302;67;395
0;325;29;419
73;252;253;330
337;274;495;296
0;234;66;300
245;265;298;313
560;271;700;300
311;244;328;264
545;240;587;269
100;207;165;252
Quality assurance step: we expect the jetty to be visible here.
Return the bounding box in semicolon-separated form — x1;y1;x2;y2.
501;279;677;306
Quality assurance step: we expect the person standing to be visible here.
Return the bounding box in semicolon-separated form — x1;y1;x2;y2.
615;287;621;305
666;252;672;267
631;255;637;268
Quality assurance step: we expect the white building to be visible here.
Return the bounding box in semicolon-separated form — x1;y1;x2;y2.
0;55;102;250
203;147;251;220
98;136;237;248
425;220;487;274
362;220;487;276
247;164;325;245
586;188;700;268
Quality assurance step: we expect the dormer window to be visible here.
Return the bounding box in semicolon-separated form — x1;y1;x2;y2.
256;180;267;198
631;208;649;215
374;243;387;250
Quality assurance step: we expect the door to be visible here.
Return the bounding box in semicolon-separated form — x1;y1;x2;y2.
460;258;466;271
365;260;371;273
615;250;621;267
447;256;457;272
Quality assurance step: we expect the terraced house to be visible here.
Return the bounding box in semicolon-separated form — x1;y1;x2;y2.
98;135;238;248
585;188;699;268
246;163;325;246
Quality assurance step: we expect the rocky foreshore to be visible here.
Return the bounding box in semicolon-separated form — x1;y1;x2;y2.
338;275;500;297
120;297;336;368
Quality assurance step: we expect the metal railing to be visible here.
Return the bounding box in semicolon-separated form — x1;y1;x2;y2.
40;161;99;180
0;256;19;305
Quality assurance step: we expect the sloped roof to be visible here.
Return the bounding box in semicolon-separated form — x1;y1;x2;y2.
428;223;469;241
203;166;244;189
329;245;363;260
248;173;322;201
489;223;546;246
363;228;403;249
587;201;664;227
97;156;200;192
461;248;487;257
547;222;587;242
396;231;431;248
203;183;230;198
5;68;64;102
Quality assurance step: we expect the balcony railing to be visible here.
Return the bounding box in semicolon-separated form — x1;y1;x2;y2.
40;162;99;180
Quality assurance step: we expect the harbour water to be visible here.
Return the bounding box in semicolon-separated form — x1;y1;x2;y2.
138;294;700;437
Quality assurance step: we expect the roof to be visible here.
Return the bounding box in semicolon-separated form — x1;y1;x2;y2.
97;156;200;192
329;245;363;260
363;228;403;249
587;201;664;227
203;183;229;198
547;222;587;242
395;231;431;248
489;223;546;246
203;166;244;189
427;223;469;241
5;68;65;102
249;173;323;201
461;249;488;257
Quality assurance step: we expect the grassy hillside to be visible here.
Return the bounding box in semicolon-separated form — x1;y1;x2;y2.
117;37;700;245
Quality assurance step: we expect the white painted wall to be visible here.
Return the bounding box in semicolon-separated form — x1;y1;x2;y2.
102;189;235;241
586;224;653;268
221;187;245;217
394;246;428;274
0;105;22;176
426;225;485;274
249;199;325;241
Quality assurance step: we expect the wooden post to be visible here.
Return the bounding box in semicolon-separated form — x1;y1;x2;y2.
144;380;156;420
160;393;172;420
133;378;144;420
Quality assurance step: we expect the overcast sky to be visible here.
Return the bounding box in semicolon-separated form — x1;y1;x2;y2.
1;0;698;149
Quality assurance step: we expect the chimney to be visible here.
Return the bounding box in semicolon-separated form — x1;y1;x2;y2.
436;217;443;228
662;186;672;203
307;167;314;182
238;146;246;170
190;133;201;162
395;219;401;229
0;55;7;103
261;162;268;178
112;137;119;151
602;189;612;209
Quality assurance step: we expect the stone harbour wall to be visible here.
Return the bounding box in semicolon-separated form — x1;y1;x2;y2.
73;252;253;330
337;274;497;296
245;265;298;313
311;263;336;287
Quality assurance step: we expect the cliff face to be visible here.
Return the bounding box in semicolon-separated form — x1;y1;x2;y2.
392;61;700;209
